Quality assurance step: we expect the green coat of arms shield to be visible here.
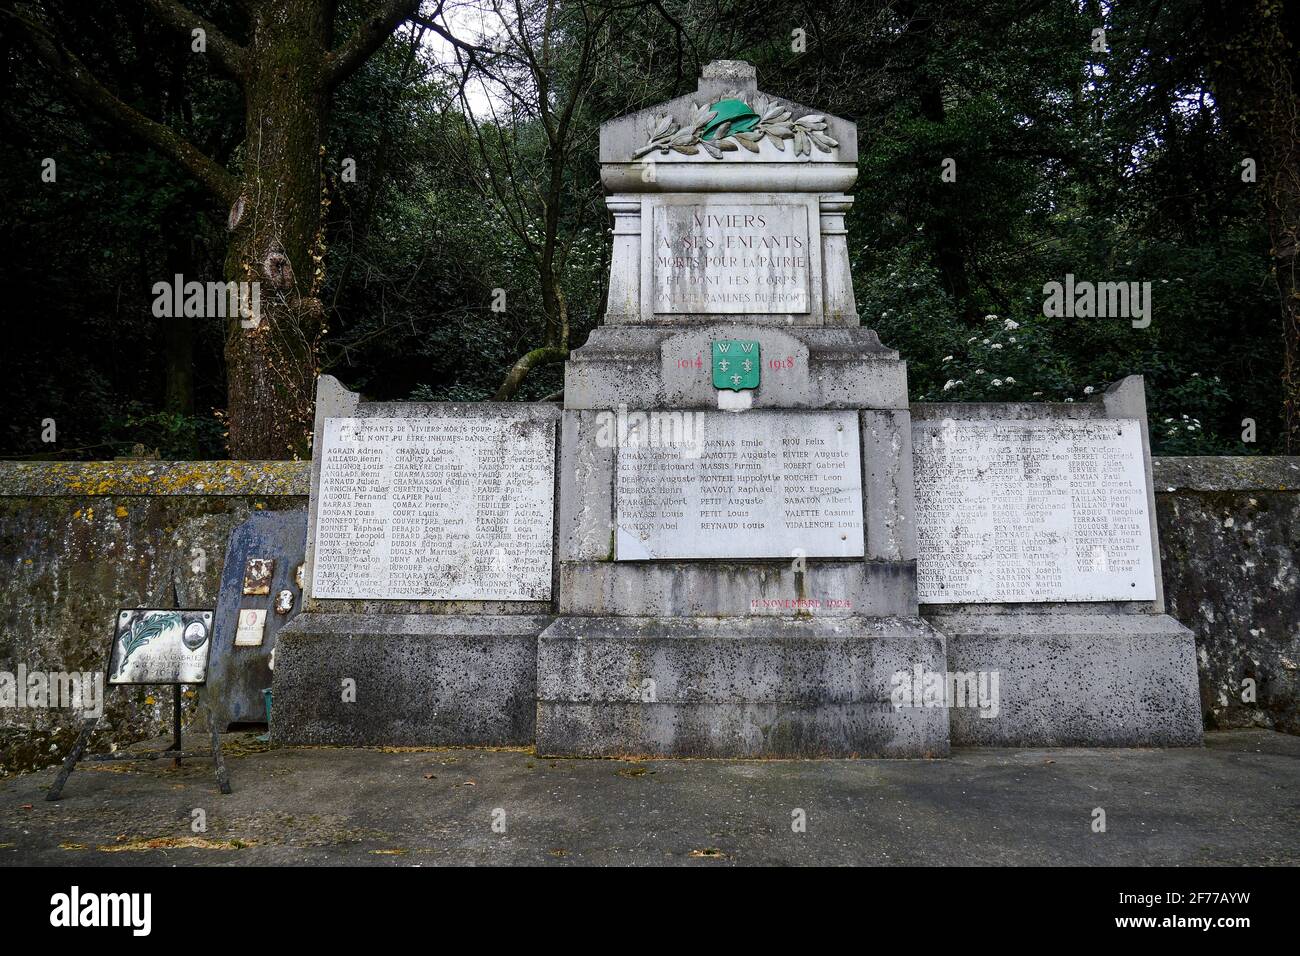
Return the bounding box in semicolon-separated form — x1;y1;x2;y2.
712;340;761;391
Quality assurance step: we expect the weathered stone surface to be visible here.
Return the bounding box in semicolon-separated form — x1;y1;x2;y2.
537;702;948;759
861;409;918;563
598;61;859;328
300;380;558;617
0;461;1295;768
913;418;1157;603
0;459;309;497
928;610;1203;746
1152;455;1300;491
536;615;949;757
564;325;908;410
1154;471;1300;734
559;559;914;618
599;61;857;172
652;201;812;314
272;614;549;746
912;381;1201;746
312;413;554;600
0;465;304;775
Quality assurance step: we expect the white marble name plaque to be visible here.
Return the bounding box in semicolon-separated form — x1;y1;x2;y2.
311;414;555;600
615;410;864;560
912;418;1157;604
652;203;810;314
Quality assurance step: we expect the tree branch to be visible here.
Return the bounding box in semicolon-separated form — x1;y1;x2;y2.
413;7;499;56
492;345;569;400
323;0;421;89
4;9;239;206
137;0;248;79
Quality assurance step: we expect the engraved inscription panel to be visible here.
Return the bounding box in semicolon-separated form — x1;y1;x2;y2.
652;203;810;314
615;410;863;560
312;414;554;600
913;419;1157;604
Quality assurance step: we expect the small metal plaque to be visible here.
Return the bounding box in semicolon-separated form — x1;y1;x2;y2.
712;340;760;391
243;558;274;595
108;609;213;685
235;608;267;647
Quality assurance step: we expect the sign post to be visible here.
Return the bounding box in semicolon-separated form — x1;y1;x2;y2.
46;607;231;801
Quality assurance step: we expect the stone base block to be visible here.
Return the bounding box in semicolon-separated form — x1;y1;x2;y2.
536;615;950;757
926;610;1203;747
271;613;549;746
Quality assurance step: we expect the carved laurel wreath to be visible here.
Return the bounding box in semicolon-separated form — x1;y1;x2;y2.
632;93;839;160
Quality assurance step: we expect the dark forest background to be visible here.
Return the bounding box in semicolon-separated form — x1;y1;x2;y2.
0;0;1294;459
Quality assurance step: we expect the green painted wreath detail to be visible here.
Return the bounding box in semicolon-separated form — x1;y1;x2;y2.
632;94;838;160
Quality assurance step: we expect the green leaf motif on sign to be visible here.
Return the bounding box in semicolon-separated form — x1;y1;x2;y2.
712;340;761;391
114;611;181;678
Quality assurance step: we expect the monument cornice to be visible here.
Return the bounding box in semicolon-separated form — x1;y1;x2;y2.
600;162;858;193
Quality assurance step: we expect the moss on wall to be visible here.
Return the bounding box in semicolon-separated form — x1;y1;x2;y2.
0;461;307;775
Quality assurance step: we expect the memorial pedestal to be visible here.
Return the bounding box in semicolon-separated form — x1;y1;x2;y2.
926;610;1200;747
273;613;546;745
271;377;559;747
537;616;948;757
537;334;947;757
913;377;1203;747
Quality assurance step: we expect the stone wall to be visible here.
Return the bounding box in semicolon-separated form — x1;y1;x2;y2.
0;462;307;775
1152;457;1300;734
0;456;1295;774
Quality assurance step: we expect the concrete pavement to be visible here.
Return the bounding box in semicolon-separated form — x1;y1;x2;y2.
1;729;1296;866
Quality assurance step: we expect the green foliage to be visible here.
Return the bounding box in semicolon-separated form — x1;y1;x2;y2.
106;405;228;460
0;0;1288;458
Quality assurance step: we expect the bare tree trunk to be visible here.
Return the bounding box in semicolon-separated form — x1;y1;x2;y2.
223;0;329;459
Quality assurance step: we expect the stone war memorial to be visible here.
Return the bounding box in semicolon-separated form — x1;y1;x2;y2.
272;60;1201;757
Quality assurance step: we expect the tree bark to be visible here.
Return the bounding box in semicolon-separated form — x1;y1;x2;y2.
222;0;330;459
492;346;569;401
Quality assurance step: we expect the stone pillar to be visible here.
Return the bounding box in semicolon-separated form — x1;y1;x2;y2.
819;195;858;326
604;196;641;324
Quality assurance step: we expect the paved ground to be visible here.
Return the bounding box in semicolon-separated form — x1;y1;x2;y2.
1;729;1296;866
